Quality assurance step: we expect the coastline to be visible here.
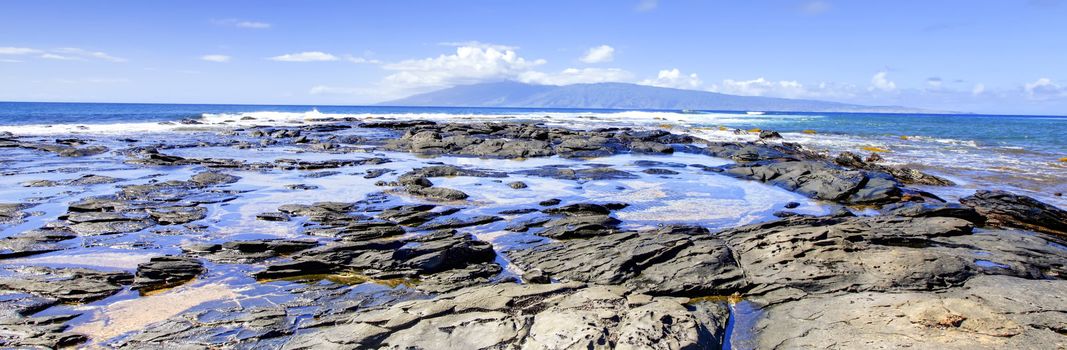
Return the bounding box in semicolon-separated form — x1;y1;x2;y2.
1;111;1066;348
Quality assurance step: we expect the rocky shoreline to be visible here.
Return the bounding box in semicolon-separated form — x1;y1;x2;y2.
1;119;1066;349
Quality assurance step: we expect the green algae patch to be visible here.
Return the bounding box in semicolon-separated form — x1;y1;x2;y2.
862;146;891;153
687;292;743;305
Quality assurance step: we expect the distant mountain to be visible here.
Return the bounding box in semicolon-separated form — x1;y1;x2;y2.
382;81;927;113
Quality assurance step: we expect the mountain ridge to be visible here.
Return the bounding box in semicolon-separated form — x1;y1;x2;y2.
381;81;930;113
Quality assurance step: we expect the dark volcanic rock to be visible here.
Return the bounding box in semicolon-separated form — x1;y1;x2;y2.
189;171;240;186
184;239;319;264
67;174;124;186
882;201;984;224
132;256;205;292
758;130;783;139
285;184;319;190
723;216;976;294
538;214;622;238
0;226;76;259
0;267;133;303
0;313;88;348
538;198;562;206
960;190;1067;236
542;203;613;216
721;160;908;204
405;186;469;201
754;275;1067;349
373;122;697;160
256;211;291;222
282;282;729;350
256;231;497;282
364;168;391;179
147;206;207;225
642;168;680;175
419;215;503;231
508;226;745;296
0;203;35;225
834;151;954;186
507;181;528;189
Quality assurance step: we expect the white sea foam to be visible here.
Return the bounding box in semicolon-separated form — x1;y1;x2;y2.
0;109;812;136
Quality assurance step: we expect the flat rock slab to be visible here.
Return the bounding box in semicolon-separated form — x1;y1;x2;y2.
284;282;730;350
755;275;1067;349
508;226;746;296
723;216;977;294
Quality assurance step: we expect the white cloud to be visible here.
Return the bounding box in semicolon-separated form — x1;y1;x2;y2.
870;71;897;91
200;54;231;63
972;83;986;96
580;45;615;64
269;51;339;62
381;44;546;89
344;55;381;64
235;21;270;29
801;0;831;15
640;68;702;89
54;77;131;84
40;53;80;61
1023;78;1066;100
215;19;271;29
635;0;658;12
0;47;41;55
438;41;517;51
707;77;861;100
53;48;127;62
519;68;634;86
4;47;126;62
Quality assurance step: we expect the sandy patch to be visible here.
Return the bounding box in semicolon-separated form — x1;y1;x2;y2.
71;283;238;342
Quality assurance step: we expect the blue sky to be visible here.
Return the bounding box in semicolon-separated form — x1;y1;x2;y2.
2;0;1066;114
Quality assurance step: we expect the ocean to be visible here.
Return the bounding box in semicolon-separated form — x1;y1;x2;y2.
1;101;1064;206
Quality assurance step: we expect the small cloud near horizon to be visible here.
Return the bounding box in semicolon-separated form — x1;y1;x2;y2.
214;19;271;29
269;51;339;62
0;46;126;62
200;54;231;63
580;45;615;64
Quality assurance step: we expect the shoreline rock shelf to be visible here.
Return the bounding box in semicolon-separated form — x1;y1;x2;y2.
0;120;1065;349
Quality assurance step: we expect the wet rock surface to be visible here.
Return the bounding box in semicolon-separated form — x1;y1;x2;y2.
0;267;133;303
961;190;1067;236
283;282;729;350
132;256;205;292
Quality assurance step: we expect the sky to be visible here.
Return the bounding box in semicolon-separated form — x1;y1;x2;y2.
2;0;1067;115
